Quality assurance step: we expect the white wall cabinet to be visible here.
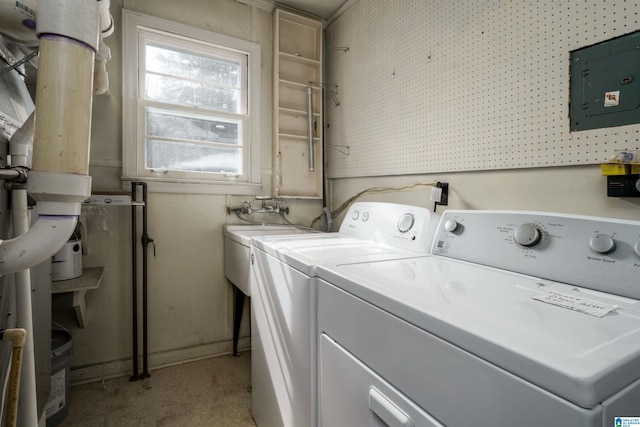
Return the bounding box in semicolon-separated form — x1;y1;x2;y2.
273;9;323;199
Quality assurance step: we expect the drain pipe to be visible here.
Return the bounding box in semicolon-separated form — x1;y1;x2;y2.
0;0;99;275
0;1;99;425
11;187;38;427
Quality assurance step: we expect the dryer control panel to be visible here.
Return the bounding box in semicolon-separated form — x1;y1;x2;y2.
432;210;640;299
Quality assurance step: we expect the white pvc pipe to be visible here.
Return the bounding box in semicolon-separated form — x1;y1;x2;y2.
10;189;38;427
0;215;77;275
8;111;35;169
0;3;102;425
98;0;113;36
32;35;94;175
0;0;98;276
95;0;113;95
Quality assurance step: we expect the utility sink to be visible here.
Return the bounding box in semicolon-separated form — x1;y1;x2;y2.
224;225;317;296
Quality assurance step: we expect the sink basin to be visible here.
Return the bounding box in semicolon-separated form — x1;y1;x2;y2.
224;225;317;296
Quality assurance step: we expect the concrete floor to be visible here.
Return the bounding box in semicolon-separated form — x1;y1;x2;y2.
58;352;256;427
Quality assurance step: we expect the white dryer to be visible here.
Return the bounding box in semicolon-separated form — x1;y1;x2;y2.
249;202;438;427
316;210;640;426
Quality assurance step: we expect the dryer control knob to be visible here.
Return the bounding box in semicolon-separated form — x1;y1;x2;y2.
634;242;640;257
444;219;458;232
514;223;542;247
589;234;616;254
397;213;415;233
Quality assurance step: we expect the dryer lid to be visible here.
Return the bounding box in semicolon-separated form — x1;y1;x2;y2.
318;255;640;409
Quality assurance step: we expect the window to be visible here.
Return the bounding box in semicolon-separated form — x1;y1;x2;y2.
122;11;261;194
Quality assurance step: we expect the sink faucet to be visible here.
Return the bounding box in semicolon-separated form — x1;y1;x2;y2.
227;196;290;216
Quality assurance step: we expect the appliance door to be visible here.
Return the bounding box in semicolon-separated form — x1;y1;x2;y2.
317;278;602;427
319;334;443;427
250;246;315;427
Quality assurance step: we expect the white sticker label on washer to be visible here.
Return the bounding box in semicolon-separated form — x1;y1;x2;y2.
532;291;617;317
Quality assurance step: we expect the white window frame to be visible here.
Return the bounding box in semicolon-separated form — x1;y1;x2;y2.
122;10;261;194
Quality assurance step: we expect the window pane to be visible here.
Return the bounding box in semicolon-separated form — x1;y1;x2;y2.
146;74;240;112
146;108;239;145
146;139;242;174
146;43;240;87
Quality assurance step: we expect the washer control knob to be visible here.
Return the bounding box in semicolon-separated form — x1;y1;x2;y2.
634;242;640;257
589;234;616;254
514;223;542;247
397;213;415;233
352;210;360;220
444;219;459;232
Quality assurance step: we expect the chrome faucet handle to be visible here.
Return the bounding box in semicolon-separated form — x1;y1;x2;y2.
241;200;252;214
275;199;289;214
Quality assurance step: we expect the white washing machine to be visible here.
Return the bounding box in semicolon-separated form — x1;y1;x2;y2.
316;210;640;426
249;202;438;427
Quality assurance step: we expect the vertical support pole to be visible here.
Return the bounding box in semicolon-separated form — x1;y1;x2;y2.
140;182;150;378
129;183;138;381
306;86;315;172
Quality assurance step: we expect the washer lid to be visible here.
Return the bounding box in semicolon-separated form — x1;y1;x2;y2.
252;233;424;276
317;255;640;409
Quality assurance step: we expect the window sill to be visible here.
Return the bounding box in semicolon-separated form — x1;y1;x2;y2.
121;176;261;195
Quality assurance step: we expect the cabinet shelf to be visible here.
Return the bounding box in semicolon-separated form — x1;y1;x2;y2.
278;79;321;90
273;8;323;199
278;132;321;140
279;51;320;66
279;107;321;117
52;266;104;328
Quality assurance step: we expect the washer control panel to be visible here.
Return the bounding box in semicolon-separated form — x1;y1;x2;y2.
340;202;437;254
432;210;640;299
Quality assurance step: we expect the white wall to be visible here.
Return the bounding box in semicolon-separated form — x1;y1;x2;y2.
55;0;322;384
325;1;640;222
62;0;640;384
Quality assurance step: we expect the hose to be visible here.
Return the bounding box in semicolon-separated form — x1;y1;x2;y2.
310;181;439;229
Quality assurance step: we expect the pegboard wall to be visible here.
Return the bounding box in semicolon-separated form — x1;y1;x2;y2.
325;0;640;178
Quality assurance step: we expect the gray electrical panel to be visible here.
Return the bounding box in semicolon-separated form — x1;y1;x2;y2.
570;31;640;131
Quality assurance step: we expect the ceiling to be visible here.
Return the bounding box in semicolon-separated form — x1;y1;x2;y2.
274;0;348;19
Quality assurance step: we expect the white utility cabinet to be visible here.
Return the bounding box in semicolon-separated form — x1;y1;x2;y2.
273;9;323;198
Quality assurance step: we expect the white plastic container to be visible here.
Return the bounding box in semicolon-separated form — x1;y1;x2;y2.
51;238;82;281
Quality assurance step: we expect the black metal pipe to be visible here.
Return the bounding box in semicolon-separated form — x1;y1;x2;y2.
129;183;139;381
139;182;151;378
